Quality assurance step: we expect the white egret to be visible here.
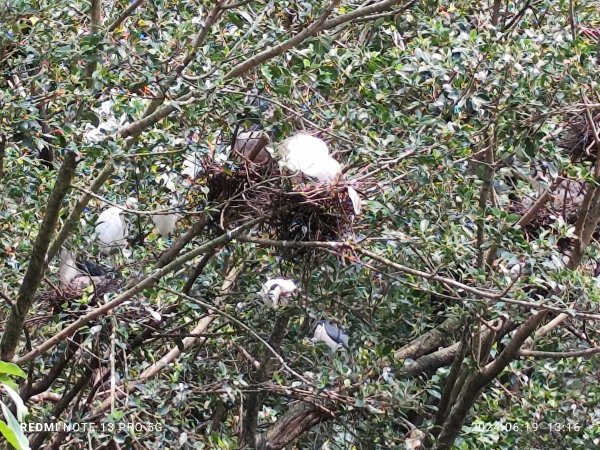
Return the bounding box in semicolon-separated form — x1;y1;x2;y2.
151;196;180;238
276;133;341;182
261;278;298;308
151;211;180;238
95;197;137;256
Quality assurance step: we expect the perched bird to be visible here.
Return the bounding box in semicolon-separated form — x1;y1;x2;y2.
261;278;299;308
95;198;137;255
75;260;109;277
276;133;342;182
311;320;349;352
181;153;203;185
151;196;181;238
151;211;180;238
274;133;362;215
233;130;271;165
59;248;111;290
59;248;80;286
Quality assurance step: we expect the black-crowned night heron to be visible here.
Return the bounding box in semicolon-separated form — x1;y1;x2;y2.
75;259;109;277
311;320;349;352
261;278;299;308
59;248;110;290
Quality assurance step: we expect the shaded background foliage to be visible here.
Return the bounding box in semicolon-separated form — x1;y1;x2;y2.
1;0;600;449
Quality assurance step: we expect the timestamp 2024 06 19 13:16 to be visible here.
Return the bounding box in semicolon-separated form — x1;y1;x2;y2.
472;421;585;433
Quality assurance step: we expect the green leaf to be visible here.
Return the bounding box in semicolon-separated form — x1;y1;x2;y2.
0;362;26;379
0;402;29;450
2;384;28;422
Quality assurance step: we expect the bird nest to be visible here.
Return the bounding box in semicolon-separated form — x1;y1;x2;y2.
557;108;600;163
39;277;122;314
186;158;360;251
507;179;588;248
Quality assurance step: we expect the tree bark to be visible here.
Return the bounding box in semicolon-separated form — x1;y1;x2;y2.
85;0;103;81
1;152;78;360
241;312;292;447
394;316;461;360
434;312;548;449
256;401;329;450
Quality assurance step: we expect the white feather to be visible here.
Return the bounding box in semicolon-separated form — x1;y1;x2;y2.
261;278;298;308
278;134;342;182
95;207;127;255
347;186;361;215
59;249;79;286
151;213;179;238
182;154;202;181
311;324;341;352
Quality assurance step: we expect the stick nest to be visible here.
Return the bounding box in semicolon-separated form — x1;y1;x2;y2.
186;158;363;256
557;108;600;163
39;277;123;314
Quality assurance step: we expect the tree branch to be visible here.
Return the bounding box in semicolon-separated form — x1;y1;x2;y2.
394;316;462;360
0;152;79;360
108;0;145;32
224;0;342;80
256;401;331;450
519;346;600;359
85;0;103;81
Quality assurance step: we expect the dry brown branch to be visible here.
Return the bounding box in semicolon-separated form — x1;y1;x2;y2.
519;346;600;358
85;265;241;418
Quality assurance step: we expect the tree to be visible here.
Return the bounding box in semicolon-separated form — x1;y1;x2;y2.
1;0;599;448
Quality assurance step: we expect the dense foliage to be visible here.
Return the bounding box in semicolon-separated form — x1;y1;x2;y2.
1;0;600;449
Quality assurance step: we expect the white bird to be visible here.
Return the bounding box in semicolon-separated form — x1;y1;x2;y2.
82;100;128;144
311;320;349;352
181;154;202;183
59;248;110;290
95;198;137;256
274;132;363;216
276;134;342;182
151;196;181;238
59;248;80;286
151;212;180;238
261;278;299;308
